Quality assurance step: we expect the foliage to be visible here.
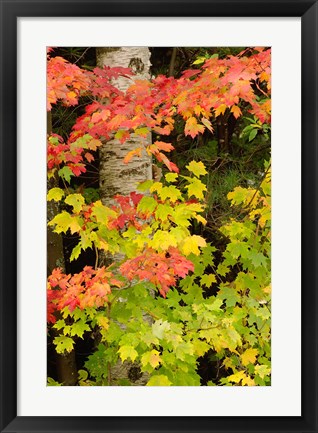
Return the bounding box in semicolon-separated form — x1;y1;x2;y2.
47;47;271;386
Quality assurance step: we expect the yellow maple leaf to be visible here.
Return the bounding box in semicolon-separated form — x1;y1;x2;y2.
231;105;242;119
181;235;206;256
242;375;255;386
241;348;258;366
214;103;227;117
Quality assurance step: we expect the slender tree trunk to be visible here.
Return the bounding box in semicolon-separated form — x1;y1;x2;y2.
97;47;152;204
169;47;177;77
96;47;153;385
47;111;78;386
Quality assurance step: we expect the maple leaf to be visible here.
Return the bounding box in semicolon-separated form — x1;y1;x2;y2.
255;364;271;379
118;345;138;363
192;340;210;357
201;117;214;132
70;243;82;261
53;335;74;354
181;235;206;256
141;350;162;369
146;375;172;386
185;178;207;200
137;196;157;216
200;274;216;287
114;129;130;143
65;194;85;213
123;147;143;164
214;104;227;117
165;173;178;183
151;319;170;339
58;166;74;183
186;160;208;177
91;201;117;224
47;187;64;202
48;211;73;234
70;320;90;339
151;230;178;251
227;370;246;384
154;141;175;152
184;117;205;138
175;341;194;361
159;185;182;203
242;375;255;386
84;152;94;163
218;286;240;307
241;348;258;366
107;114;126;130
231;105;242;119
155;203;172;222
134;127;149;137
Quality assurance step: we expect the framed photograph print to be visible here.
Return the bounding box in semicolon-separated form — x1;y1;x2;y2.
0;0;317;432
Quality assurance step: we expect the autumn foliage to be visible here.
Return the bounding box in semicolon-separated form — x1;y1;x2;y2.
47;47;271;387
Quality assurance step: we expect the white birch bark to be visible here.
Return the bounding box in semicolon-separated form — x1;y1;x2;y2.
97;47;152;204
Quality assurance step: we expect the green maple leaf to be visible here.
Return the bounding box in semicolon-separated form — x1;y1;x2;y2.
186;160;208;177
47;377;61;386
206;298;223;311
137;179;154;192
152;319;171;340
200;274;216;288
217;263;230;277
227;186;250;206
171;206;193;227
247;249;268;268
117;345;138;363
159;185;182;203
47;187;64;202
146;375;172;386
155;203;172;222
137;196;157;214
48;211;73;234
92;201;117;224
58;166;74;183
80;231;93;250
65;193;85;213
255;364;271;379
218;286;240;307
70;320;90;339
53;319;65;331
193;340;210;357
224;327;242;349
70;243;82;261
227;241;250;260
185;177;207;200
135;127;149;137
54;335;74;354
141;350;162;369
151;230;177;251
175;342;194;361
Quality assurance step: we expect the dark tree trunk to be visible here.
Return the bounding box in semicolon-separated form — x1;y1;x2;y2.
47;111;78;386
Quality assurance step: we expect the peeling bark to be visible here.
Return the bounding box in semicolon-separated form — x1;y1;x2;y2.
97;47;152;206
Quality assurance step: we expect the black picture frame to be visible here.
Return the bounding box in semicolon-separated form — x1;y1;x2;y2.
0;0;317;432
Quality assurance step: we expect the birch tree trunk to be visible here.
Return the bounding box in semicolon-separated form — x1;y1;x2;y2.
97;47;152;204
96;47;152;385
